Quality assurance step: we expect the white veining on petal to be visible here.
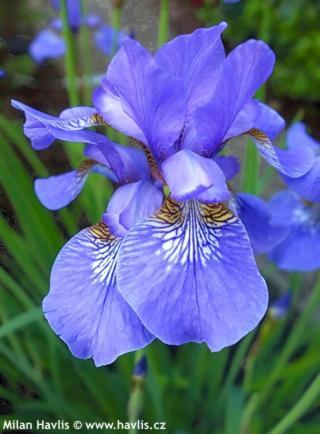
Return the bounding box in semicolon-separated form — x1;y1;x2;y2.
125;199;238;268
88;223;121;285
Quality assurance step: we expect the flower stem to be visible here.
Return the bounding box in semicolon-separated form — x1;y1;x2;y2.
128;350;147;434
157;0;170;47
269;373;320;434
111;1;123;55
60;0;80;107
242;141;260;194
80;0;93;106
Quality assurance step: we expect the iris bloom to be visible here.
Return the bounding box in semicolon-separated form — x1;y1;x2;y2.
29;0;125;64
13;23;312;365
268;123;320;272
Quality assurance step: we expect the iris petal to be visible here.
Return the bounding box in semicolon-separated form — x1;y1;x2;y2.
248;129;314;178
93;38;185;163
43;223;153;366
282;156;320;202
162;149;230;202
287;122;320;152
117;199;268;351
34;167;91;210
154;23;226;115
12;100;103;150
236;193;288;254
187;39;275;155
224;101;285;142
103;181;163;237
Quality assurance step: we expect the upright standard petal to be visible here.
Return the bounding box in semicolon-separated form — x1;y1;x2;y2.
29;29;65;64
154;23;226;114
43;223;153;366
248;129;314;178
236;193;288;254
188;39;275;155
93;38;185;163
162;150;230;202
103;181;163;237
117;199;268;351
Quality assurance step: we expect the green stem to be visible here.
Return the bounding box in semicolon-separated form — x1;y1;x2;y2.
269;373;320;434
157;0;170;47
60;0;80;107
128;349;147;434
242;141;260;194
111;3;122;55
80;0;93;106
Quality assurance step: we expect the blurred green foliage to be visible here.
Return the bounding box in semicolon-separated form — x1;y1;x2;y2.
197;0;320;102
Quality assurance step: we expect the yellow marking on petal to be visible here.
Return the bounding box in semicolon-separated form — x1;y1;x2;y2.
200;203;237;226
130;137;163;182
248;128;269;143
89;113;109;126
89;222;117;241
77;159;96;174
155;198;183;224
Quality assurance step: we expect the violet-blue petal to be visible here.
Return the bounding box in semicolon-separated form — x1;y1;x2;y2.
282;156;320;202
34;169;89;210
12;100;103;149
268;190;302;227
29;28;65;64
268;190;320;271
103;181;162;237
93;38;185;163
224;101;285;142
162;149;230;202
236;193;288;254
84;141;150;184
269;226;320;272
287;122;320;152
215;156;240;180
43;225;154;366
154;23;226;115
117;199;268;351
94;24;126;56
248;129;315;178
188;39;275;155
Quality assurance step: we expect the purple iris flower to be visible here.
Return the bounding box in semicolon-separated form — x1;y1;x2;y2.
281;123;320;202
268;124;320;272
29;2;125;64
268;190;320;271
13;23;301;365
